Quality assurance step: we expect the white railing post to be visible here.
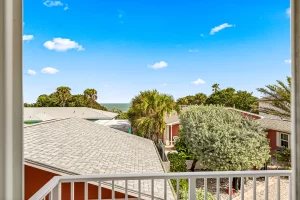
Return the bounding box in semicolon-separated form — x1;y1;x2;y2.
52;183;61;200
188;177;196;200
29;171;293;200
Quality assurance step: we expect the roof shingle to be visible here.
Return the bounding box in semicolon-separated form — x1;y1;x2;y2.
24;117;174;200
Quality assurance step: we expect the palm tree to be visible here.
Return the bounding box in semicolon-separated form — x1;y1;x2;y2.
84;88;98;108
257;76;291;119
55;86;72;107
128;90;177;143
212;83;220;93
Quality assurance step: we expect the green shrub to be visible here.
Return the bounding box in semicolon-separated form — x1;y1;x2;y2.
174;136;194;160
180;105;270;171
167;152;187;172
274;147;291;167
182;189;216;200
170;179;188;192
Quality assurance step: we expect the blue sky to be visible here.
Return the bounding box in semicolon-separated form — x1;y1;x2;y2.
23;0;291;103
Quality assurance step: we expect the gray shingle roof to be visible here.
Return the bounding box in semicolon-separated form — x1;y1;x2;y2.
258;101;290;120
24;117;174;200
24;107;118;121
258;118;291;133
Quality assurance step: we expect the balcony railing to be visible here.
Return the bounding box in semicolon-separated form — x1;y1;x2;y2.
29;170;292;200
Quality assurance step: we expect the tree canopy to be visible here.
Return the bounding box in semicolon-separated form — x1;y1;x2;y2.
128;90;178;142
177;84;258;113
24;86;107;111
180;105;270;171
257;76;291;119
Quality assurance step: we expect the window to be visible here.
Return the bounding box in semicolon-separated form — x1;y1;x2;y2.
277;132;290;148
280;133;289;148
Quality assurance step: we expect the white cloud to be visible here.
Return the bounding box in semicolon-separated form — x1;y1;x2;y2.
41;67;59;74
188;49;199;53
64;4;69;10
43;0;63;7
27;69;36;75
210;23;234;35
43;38;84;51
148;61;168;69
117;10;125;23
23;35;34;41
284;59;291;64
192;78;206;85
163;83;167;87
286;8;291;18
200;34;204;37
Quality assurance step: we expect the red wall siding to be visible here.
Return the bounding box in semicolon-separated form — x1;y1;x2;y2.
266;130;279;152
25;165;134;200
170;124;180;138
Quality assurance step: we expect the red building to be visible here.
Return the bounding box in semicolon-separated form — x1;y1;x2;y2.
258;118;291;152
25;117;172;199
163;106;291;153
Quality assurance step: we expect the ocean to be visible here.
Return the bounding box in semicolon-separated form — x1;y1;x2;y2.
101;103;131;112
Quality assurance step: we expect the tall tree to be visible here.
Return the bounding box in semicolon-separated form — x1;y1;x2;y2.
36;94;51;107
212;83;220;93
257;76;291;119
84;88;98;108
128;90;177;143
55;86;72;107
67;94;86;107
176;93;207;105
205;87;258;113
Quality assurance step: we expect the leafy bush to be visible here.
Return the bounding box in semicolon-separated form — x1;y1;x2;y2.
180;105;270;171
170;179;188;193
171;178;215;200
181;189;216;200
274;147;291;168
174;136;194;160
167;152;187;172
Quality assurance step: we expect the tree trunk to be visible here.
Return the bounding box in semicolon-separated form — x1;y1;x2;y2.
190;158;198;172
232;177;241;190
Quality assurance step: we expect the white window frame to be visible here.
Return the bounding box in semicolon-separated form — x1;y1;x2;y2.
277;132;290;149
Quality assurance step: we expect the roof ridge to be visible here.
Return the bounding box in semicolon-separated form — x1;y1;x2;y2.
23;117;73;128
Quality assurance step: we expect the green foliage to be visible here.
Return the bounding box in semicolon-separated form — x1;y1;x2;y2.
180;188;216;200
180;105;270;171
24;87;108;111
170;179;188;193
55;86;72;107
167;152;187;172
84;88;98;107
177;84;258;114
205;87;258;113
128;90;178;142
171;179;215;200
257;76;291;119
177;93;207;106
174;136;194;160
110;108;128;119
67;94;86;107
274;147;291;168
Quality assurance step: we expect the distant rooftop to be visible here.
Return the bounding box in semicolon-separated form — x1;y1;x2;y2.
24;117;173;200
258;118;291;133
24;107;118;122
